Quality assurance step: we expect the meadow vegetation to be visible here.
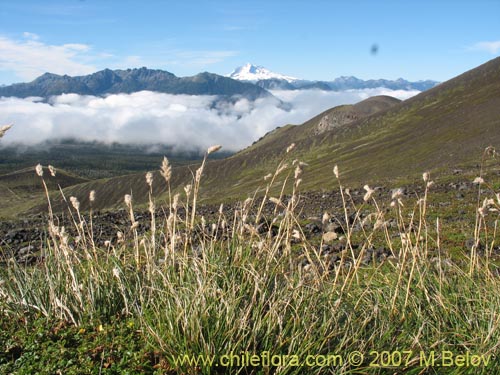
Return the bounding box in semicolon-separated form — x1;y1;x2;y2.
0;125;499;374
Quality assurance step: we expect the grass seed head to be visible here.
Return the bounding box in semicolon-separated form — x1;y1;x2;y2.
145;171;153;187
0;124;12;138
70;196;80;211
35;164;43;177
124;194;132;207
363;185;374;202
48;165;56;177
207;145;222;155
286;143;295;153
160;157;172;183
391;188;404;200
333;165;339;179
89;190;96;202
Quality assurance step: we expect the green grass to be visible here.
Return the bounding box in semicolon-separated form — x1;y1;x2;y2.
1;147;499;374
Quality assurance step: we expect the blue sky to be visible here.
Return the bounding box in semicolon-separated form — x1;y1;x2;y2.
0;0;499;84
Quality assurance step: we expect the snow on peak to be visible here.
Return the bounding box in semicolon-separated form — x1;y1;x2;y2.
228;63;298;82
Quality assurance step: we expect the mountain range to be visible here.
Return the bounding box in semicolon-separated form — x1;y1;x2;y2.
228;63;439;91
0;64;438;100
0;68;270;100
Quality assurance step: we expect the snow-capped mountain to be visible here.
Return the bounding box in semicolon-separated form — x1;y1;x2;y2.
228;63;298;83
228;64;439;91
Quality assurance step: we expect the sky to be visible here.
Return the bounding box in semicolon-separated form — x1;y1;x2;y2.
0;0;499;84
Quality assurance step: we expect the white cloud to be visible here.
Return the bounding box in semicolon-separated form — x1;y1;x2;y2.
0;35;97;81
22;32;40;41
469;41;500;54
0;88;419;152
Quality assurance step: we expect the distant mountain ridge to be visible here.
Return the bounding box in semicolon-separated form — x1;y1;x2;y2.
0;65;439;100
229;63;439;91
0;68;271;100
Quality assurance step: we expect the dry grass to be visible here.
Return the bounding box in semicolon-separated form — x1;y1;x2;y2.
1;144;499;374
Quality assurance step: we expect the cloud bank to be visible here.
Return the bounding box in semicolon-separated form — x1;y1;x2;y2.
469;40;500;55
0;34;97;81
0;88;420;153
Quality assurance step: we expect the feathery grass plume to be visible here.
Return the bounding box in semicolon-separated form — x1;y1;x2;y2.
286;143;295;153
160;157;172;183
294;165;302;179
48;165;56;177
172;193;180;210
207;144;222;155
322;212;330;224
363;184;375;202
35;163;43;177
276;163;288;175
89;190;96;202
69;196;80;211
422;172;430;182
195;166;203;182
145;171;153;187
264;173;272;181
124;194;132;207
0;124;12;138
269;197;281;206
333;165;339;179
184;184;192;197
391;188;404;200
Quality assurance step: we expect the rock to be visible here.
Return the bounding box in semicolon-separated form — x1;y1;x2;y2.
322;231;338;243
305;222;321;235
